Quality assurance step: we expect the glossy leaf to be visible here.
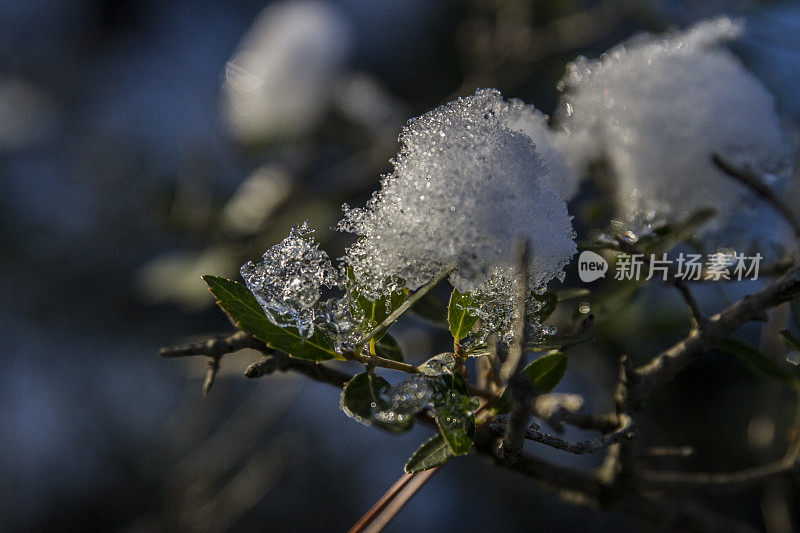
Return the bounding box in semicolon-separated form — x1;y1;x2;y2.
418;352;456;376
531;292;558;322
347;267;406;341
203;275;339;361
433;372;476;455
720;339;798;386
374;333;404;362
409;291;449;327
340;372;414;432
404;434;454;473
526;334;591;352
448;289;479;341
523;351;567;393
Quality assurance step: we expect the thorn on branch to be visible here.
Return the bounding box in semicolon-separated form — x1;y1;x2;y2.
203;356;220;395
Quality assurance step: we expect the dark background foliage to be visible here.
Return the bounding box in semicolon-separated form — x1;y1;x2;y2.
3;0;800;530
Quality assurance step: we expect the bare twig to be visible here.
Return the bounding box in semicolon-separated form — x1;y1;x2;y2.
244;353;352;389
358;263;457;345
203;356;221;395
713;153;800;241
631;264;800;401
531;393;620;433
348;468;441;533
160;330;267;358
490;413;636;455
500;241;534;462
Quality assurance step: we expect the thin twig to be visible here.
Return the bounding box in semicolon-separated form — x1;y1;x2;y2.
160;330;267;358
244;353;352;389
632;264;800;400
490;413;636;454
500;241;534;462
713;153;800;241
348;468;441;533
358;263;458;345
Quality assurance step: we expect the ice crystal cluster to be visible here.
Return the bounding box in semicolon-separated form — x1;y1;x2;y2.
499;98;580;200
240;222;341;338
339;89;577;302
558;17;791;237
371;372;479;430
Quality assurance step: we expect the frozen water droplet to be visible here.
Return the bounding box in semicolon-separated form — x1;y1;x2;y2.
241;221;341;338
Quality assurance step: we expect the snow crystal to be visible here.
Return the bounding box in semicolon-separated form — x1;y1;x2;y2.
498;98;581;200
222;1;353;142
338;88;577;303
240;222;341;338
371;374;479;428
557;17;792;243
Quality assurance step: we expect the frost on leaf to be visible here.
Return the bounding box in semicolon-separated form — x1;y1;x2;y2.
240;221;341;339
338;88;577;315
557;16;792;252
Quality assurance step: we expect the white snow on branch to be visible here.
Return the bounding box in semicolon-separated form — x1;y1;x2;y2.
222;0;353;143
338;88;577;300
558;16;792;243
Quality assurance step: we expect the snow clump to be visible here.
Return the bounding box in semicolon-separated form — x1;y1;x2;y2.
557;17;791;238
338;88;577;304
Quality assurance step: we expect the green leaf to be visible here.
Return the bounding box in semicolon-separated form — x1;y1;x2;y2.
448;289;479;342
436;414;474;456
526;334;591;352
340;372;414;432
555;288;591;302
490;389;511;415
374;333;404;362
780;330;800;352
418;353;456;376
522;351;567;393
720;339;798;386
404;433;454;473
531;292;558;322
409;291;449;327
203;275;339;361
347;267;406;341
432;372;476;455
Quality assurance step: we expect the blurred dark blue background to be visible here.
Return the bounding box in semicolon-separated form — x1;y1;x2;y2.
2;0;800;530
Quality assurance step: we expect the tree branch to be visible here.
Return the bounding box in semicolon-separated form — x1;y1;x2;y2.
713;153;800;241
244;353;353;389
631;263;800;401
490;413;636;454
500;241;534;462
160;330;268;358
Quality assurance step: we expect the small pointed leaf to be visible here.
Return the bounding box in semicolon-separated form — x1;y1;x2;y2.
203;275;338;361
418;353;456;376
340;372;414;432
448;289;479;341
522;351;567;393
374;334;404;362
404;434;454;473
